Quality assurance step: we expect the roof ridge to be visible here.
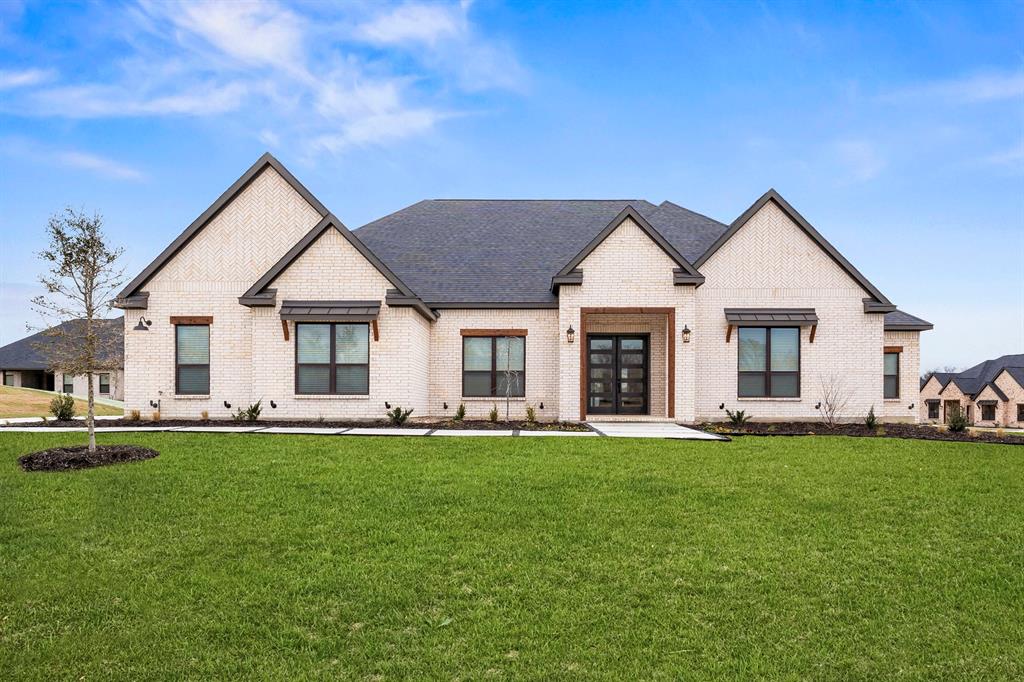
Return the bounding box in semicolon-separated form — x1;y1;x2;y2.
656;199;728;226
424;198;651;203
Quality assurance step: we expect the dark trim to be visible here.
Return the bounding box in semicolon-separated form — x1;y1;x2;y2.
384;289;437;321
737;326;801;398
175;323;210;396
884;322;935;331
695;189;892;306
428;301;560;309
550;269;583;292
294;321;370;396
238;289;276;307
119;153;328;300
977;400;998;406
864;299;898;314
279;300;380;322
725;308;818;326
113;292;149;310
461;334;526;398
554;205;705;285
884;350;900;399
585;333;651;416
673;269;705;286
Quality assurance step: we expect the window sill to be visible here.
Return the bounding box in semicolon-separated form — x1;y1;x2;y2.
461;396;526;402
174;395;210;400
736;397;802;402
884;398;901;402
295;395;370;400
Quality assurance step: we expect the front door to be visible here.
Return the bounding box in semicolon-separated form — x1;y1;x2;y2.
587;335;649;415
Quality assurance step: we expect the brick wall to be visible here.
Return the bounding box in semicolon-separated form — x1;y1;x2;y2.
881;330;920;422
994;371;1024;427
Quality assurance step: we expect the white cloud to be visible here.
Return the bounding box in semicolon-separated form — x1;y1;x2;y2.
882;71;1024;104
0;67;55;89
26;81;248;118
311;108;449;153
832;139;886;183
0;135;145;181
356;2;466;47
56;151;145;180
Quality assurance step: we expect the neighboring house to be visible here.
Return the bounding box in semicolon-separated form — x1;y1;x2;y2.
114;153;932;423
920;355;1024;427
0;318;125;401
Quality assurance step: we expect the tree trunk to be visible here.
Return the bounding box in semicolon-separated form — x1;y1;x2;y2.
87;370;96;453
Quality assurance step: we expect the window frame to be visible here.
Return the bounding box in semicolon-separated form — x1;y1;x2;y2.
980;403;996;421
1018;404;1024;423
462;335;527;398
2;371;13;387
927;401;940;420
98;373;110;394
62;374;74;394
736;326;801;398
294;322;370;396
175;324;211;396
883;351;900;399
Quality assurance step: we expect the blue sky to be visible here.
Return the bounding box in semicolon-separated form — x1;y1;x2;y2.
0;0;1021;371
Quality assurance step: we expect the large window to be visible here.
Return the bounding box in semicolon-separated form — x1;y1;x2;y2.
295;323;369;395
62;374;74;394
99;373;110;394
463;336;525;397
883;352;900;399
176;325;210;395
737;327;799;398
980;403;996;421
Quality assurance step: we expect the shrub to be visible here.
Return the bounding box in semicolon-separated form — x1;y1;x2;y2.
49;394;76;421
947;411;968;433
316;414;325;424
127;409;141;421
865;406;878;429
725;409;749;426
453;402;466;422
233;400;262;422
488;405;498;423
525;404;537;424
200;410;209;421
387;406;414;426
151;410;161;422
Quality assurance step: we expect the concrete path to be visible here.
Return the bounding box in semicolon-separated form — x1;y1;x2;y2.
587;422;727;440
0;422;726;441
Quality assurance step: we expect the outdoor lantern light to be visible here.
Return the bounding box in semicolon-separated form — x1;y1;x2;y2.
133;316;152;331
681;325;692;343
566;325;575;343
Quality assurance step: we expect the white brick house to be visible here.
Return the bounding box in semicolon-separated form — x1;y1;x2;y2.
115;153;932;423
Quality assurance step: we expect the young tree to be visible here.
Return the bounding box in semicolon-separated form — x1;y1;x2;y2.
31;208;124;453
817;372;851;428
500;336;522;421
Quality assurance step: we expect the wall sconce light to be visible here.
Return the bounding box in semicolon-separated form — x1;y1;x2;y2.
815;402;822;410
908;403;915;410
539;402;544;409
566;325;575;344
443;402;448;410
133;316;152;331
719;403;725;410
149;400;158;408
270;400;277;409
681;325;691;343
385;401;391;409
223;401;231;409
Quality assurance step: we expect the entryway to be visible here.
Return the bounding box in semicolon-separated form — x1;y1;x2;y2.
586;334;649;415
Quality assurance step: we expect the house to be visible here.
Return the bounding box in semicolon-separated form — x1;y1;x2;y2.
114;153;932;423
920;355;1024;427
0;318;125;400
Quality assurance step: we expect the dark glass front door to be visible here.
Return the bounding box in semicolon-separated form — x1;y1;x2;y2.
587;335;649;415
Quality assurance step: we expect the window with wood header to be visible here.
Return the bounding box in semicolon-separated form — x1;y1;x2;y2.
883;352;900;399
737;327;799;398
295;323;369;395
176;325;210;395
462;336;525;397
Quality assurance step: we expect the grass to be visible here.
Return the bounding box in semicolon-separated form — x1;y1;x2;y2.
0;384;122;419
2;433;1022;679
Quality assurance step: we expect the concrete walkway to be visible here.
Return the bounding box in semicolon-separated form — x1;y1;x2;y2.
0;420;726;440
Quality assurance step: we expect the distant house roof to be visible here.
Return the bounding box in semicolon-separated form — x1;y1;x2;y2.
928;354;1024;398
0;318;123;371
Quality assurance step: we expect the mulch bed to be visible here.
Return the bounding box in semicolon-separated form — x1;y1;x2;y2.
19;444;160;472
703;421;1024;446
8;418;592;432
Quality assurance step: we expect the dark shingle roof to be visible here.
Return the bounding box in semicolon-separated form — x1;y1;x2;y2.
354;200;727;304
939;354;1024;397
884;310;933;330
0;318;123;371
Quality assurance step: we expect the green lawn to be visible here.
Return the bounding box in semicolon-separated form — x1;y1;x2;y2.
2;433;1022;680
0;384;122;419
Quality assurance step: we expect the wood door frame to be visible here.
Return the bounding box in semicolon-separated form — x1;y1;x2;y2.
578;307;675;420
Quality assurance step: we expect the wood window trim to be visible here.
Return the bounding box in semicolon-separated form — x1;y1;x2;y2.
737;326;801;398
579;307;674;420
460;328;528;337
170;316;213;325
175;324;210;395
883;351;900;399
462;335;526;398
883;345;903;353
294;322;370;395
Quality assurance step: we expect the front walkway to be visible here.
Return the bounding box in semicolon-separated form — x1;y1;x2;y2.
0;418;726;440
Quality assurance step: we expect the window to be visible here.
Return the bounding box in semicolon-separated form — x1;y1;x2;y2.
1018;404;1024;423
2;371;13;386
99;373;110;394
737;327;799;398
463;336;525;397
981;403;996;421
176;325;210;395
63;374;74;394
883;352;900;399
927;401;940;420
295;323;369;395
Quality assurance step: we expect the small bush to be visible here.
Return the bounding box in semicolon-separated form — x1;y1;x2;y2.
233;400;262;422
49;394;76;421
387;406;414;426
488;405;498;423
151;410;161;422
947;411;968;433
525;404;537;424
200;410;209;421
453;402;466;422
865;406;878;429
725;409;749;426
127;409;141;421
316;414;325;424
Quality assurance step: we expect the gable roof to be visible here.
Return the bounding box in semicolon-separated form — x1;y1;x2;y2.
921;372;953;391
354;199;727;305
553;205;704;287
884;310;933;331
240;215;436;320
0;318;123;371
117;153;328;302
693;189;892;307
932;354;1024;398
